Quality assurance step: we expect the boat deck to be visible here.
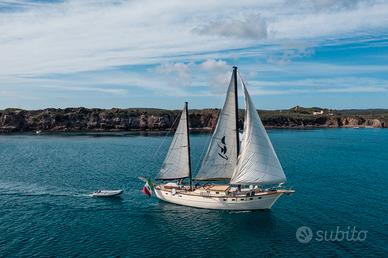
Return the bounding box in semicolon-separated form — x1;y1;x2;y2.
155;184;294;198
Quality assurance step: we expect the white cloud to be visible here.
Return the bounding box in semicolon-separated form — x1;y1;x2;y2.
269;1;388;39
152;59;231;94
267;42;315;64
246;77;388;95
155;62;193;86
1;0;388;109
192;14;268;40
200;59;229;72
299;0;369;11
198;59;231;93
0;0;387;79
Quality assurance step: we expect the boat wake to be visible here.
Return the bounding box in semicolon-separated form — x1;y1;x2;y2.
0;181;89;198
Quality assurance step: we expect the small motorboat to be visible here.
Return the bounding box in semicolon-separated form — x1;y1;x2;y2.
91;189;123;197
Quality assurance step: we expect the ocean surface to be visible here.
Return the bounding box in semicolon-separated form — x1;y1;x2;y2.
0;129;387;257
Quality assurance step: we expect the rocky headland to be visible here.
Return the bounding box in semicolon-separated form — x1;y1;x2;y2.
0;106;386;133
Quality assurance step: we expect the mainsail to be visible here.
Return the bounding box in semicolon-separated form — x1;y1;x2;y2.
195;70;239;180
230;77;286;185
156;104;190;180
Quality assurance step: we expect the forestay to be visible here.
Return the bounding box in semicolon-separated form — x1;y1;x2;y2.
195;71;238;180
156;105;190;180
230;78;286;185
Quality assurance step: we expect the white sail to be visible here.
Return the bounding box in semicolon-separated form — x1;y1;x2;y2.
195;71;238;180
156;105;190;180
230;78;286;185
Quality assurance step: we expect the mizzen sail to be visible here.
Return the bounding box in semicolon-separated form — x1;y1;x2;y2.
195;71;239;180
230;77;286;185
156;105;190;180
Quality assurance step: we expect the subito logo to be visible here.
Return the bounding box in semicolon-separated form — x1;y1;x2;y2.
296;226;313;243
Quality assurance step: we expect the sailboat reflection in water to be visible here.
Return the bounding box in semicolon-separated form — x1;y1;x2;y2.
141;67;294;210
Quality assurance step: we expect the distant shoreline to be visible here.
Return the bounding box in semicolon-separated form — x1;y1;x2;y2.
0;106;387;133
0;127;386;137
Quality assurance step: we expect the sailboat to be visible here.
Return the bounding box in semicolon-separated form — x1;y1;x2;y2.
152;67;294;210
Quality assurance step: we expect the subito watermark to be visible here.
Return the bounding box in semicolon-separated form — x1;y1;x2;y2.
296;226;368;244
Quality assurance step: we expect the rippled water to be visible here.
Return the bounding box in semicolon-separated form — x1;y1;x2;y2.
0;129;387;257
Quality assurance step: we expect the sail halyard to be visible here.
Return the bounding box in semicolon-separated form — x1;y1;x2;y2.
230;74;286;186
194;70;239;181
155;104;191;180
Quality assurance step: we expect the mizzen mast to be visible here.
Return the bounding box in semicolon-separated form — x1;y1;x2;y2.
185;102;193;190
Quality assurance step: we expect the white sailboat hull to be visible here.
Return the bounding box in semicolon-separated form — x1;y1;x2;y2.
154;189;285;210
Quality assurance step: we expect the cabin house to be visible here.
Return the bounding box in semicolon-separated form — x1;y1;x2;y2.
313;110;324;115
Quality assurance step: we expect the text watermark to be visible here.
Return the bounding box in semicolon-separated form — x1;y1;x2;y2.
296;226;368;243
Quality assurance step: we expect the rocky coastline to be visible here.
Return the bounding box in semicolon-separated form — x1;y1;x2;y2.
0;106;386;133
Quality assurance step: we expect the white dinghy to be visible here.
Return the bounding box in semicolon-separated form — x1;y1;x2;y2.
147;67;294;210
91;189;123;197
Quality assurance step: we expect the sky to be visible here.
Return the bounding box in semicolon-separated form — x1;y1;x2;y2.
0;0;388;110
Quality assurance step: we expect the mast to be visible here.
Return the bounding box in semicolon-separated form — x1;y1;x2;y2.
185;102;193;190
233;66;240;158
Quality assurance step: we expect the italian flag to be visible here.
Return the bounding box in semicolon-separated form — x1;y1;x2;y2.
142;178;153;197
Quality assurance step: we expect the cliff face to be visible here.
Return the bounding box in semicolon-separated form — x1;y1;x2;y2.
0;108;219;133
0;107;386;133
260;115;387;128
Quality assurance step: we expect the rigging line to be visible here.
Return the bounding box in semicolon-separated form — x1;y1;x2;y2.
151;110;181;160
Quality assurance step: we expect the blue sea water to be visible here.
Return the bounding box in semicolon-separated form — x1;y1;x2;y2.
0;129;387;257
